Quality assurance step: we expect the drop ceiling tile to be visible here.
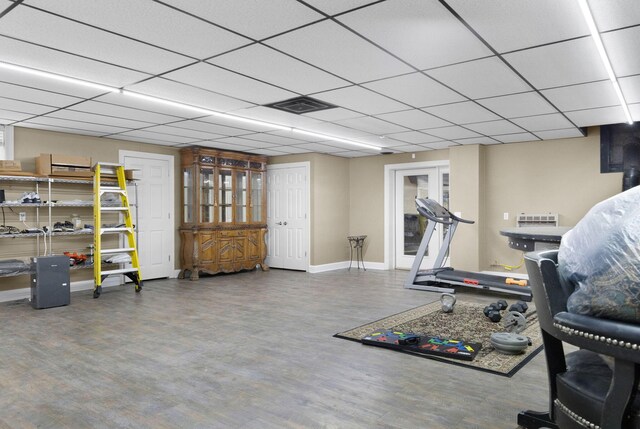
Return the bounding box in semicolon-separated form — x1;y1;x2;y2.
303;108;364;122
0;82;81;107
363;72;465;108
141;125;225;141
269;145;313;154
107;134;181;146
541;80;619;112
265;20;413;83
198;115;285;133
161;63;296;105
0;7;192;74
113;129;198;144
422;101;501;124
71;100;183;124
385;131;444;144
603;27;640;77
231;106;323;129
535;128;585;140
244;148;290;156
0;37;148;88
589;0;640;32
630;103;640;121
335;116;408;135
375;109;450;130
454;136;501;145
22;117;130;134
24;0;250;59
493;132;538;143
504;38;608;89
231;133;299;146
126;78;255;114
377;138;411;148
313;86;407;115
168;120;252;137
423;126;481;140
0;97;57;115
393;144;434;152
0;66;107;99
161;0;323;40
290;142;344;153
426;141;459;149
447;0;587;53
464;120;524;135
213;136;278;149
198;141;254;152
49;109;154;129
94;92;198;119
303;122;371;139
208;44;349;94
565;106;628;127
620;75;640;104
338;0;491;69
0;109;34;122
477;92;557;118
427;57;531;99
19;121;106;137
302;0;378;15
510;113;577;131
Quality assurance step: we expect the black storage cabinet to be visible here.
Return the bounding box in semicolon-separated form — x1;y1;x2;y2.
31;255;70;309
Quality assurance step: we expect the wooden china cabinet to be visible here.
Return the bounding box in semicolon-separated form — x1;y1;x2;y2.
179;146;268;280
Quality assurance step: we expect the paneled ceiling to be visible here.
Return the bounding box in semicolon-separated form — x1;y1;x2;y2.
0;0;639;157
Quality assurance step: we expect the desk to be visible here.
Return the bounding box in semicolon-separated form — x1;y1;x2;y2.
347;235;366;270
500;226;571;252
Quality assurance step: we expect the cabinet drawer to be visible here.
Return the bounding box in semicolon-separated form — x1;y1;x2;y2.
218;230;246;238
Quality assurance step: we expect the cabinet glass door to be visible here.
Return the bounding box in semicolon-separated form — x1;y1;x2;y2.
200;168;214;223
183;167;193;223
251;172;263;223
235;171;247;223
219;169;232;223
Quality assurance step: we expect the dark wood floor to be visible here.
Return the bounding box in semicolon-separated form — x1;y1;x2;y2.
0;269;550;428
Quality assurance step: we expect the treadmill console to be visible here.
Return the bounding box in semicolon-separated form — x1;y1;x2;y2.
415;198;451;222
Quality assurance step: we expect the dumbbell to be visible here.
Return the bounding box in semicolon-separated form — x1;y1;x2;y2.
509;301;528;313
483;304;502;322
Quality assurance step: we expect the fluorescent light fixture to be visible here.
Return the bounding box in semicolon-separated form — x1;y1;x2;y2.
292;128;382;151
578;0;633;124
0;62;119;93
0;62;382;150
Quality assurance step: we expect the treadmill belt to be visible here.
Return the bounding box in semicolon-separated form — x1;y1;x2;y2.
436;270;528;292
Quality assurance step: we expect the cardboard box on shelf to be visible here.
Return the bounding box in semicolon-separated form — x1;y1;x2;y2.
0;160;21;171
36;153;92;178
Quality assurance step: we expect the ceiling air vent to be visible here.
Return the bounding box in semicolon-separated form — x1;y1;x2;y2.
264;96;337;115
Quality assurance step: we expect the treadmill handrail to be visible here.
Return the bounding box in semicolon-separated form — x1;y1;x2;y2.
415;198;475;225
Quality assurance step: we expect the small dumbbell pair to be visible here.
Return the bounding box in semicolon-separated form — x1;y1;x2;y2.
484;299;529;323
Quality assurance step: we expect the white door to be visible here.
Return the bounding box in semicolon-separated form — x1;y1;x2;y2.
394;168;447;269
121;152;174;280
266;164;308;270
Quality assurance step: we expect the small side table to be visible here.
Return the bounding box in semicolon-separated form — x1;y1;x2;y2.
347;235;367;271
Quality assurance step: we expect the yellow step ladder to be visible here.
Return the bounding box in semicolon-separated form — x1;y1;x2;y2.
93;162;142;299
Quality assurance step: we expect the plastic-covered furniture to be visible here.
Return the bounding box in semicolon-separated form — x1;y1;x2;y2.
519;249;640;429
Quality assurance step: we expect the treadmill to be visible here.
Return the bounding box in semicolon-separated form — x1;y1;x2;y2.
404;198;532;301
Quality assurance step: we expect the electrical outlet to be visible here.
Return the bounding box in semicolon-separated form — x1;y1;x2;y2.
503;212;509;220
19;212;26;222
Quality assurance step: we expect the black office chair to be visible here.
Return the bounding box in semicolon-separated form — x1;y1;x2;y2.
519;249;640;429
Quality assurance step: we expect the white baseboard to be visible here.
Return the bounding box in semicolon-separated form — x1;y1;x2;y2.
308;261;387;273
171;269;181;278
0;276;122;303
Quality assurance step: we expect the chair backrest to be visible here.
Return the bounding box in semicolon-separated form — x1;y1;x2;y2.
524;250;575;334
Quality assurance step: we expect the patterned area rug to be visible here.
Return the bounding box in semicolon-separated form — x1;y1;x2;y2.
335;300;543;377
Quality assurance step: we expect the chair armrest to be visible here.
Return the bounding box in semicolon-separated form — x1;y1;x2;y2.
554;312;640;362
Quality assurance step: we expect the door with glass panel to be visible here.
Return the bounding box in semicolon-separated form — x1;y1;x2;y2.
394;168;448;269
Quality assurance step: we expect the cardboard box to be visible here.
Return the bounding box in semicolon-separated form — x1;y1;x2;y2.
36;154;92;178
0;160;21;171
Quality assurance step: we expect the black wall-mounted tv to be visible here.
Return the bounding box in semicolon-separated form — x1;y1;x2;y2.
600;122;640;173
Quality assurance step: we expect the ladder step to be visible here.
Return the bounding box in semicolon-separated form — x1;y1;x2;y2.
101;227;133;234
100;206;127;211
101;268;139;275
100;187;125;192
101;248;136;254
95;162;124;167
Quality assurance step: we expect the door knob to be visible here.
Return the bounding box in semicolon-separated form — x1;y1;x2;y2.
276;221;282;225
283;221;287;225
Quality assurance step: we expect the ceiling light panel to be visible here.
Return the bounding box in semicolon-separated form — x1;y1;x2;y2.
208;44;350;95
338;0;491;70
477;92;558;118
312;85;406;115
464;120;524;135
424;126;481;140
0;81;81;107
426;57;531;99
302;0;379;16
447;0;587;53
265;20;413;83
0;7;193;74
510;113;575;131
161;0;324;40
422;101;500;124
363;72;465;108
375;109;451;129
565;105;628;127
0;37;149;88
504;37;608;89
541;80;619;112
23;0;251;60
161;62;296;105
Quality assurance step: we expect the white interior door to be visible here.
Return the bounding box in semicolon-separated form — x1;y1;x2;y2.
395;168;441;270
121;151;174;280
266;164;308;270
